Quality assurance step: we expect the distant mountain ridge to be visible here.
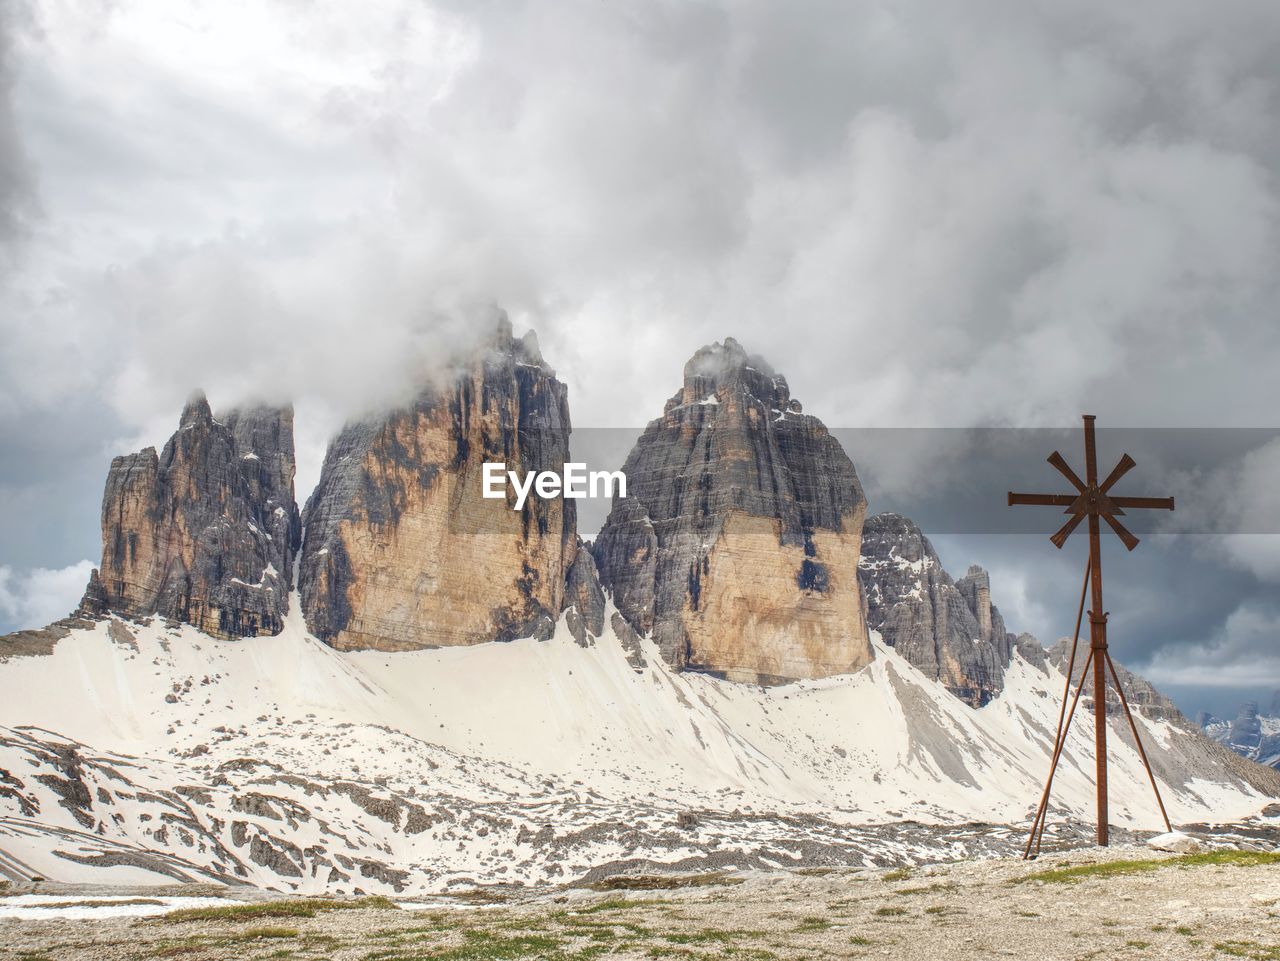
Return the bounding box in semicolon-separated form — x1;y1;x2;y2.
1201;695;1280;770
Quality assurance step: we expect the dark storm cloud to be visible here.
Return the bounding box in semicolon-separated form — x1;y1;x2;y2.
0;0;1278;717
0;1;36;260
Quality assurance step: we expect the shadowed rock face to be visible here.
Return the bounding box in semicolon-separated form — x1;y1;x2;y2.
1047;637;1184;723
298;317;576;651
1229;701;1263;751
87;394;301;638
593;338;871;684
859;513;1014;706
563;545;606;648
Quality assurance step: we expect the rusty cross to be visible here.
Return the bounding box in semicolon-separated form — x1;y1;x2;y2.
1008;414;1175;852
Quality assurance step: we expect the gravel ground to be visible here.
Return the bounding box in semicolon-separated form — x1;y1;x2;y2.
1;844;1278;960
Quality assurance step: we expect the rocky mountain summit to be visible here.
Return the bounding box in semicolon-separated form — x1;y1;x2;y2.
80;393;301;639
297;316;576;651
593;338;871;684
857;512;1019;706
1201;696;1280;770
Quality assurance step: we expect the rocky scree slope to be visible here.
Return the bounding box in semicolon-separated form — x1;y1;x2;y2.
0;600;1276;894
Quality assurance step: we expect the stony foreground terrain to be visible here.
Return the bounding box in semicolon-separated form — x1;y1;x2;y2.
2;846;1278;961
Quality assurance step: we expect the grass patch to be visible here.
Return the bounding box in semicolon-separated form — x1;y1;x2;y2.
880;867;913;882
1015;850;1280;885
589;872;740;891
663;928;762;945
367;930;614;961
430;932;567;961
796;866;836;877
570;897;671;915
1215;941;1280;960
792;917;831;932
371;924;449;940
237;927;298;940
551;908;657;940
872;907;907;918
893;883;952;896
925;905;963;917
162;895;398;922
849;935;874;946
1125;942;1150;950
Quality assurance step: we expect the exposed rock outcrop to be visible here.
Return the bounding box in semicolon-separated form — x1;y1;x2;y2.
298;316;576;651
86;393;301;638
593;338;871;684
858;513;1014;706
1013;632;1048;671
563;545;606;648
1047;638;1183;723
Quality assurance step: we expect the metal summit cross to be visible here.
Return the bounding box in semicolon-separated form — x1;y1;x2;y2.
1008;414;1175;855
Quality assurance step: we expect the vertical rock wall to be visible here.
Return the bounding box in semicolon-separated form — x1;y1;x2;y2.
298;318;576;651
89;393;300;638
593;338;872;684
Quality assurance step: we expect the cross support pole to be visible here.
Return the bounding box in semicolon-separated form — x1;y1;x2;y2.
1082;416;1110;846
1008;414;1175;851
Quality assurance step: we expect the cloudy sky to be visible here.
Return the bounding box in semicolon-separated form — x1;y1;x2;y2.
1;0;1278;718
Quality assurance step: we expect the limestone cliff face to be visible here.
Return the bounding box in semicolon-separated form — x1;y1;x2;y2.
298;319;575;652
858;513;1014;706
88;393;301;638
593;338;872;684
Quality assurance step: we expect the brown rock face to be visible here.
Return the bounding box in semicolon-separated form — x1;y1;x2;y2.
298;318;576;651
593;338;872;684
91;394;301;638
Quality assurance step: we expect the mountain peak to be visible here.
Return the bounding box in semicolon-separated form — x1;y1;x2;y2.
670;338;798;416
596;337;868;683
480;310;553;375
180;389;213;428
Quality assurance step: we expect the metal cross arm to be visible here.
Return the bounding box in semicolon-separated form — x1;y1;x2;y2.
1008;423;1174;553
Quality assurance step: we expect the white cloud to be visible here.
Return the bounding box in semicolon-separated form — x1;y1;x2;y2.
5;0;1280;456
0;559;94;632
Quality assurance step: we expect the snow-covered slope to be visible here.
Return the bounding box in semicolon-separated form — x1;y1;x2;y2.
0;597;1272;894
